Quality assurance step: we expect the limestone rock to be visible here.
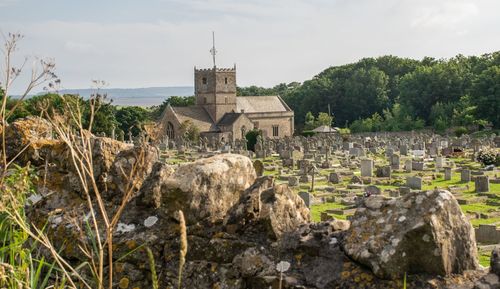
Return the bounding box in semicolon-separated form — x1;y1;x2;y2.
343;190;479;279
138;153;256;224
224;176;310;239
4;116;54;164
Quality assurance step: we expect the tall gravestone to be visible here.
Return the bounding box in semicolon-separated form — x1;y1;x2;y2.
444;167;452;181
298;191;311;208
360;159;374;177
461;169;471;182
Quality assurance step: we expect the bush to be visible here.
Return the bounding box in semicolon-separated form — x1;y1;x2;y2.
245;129;262;151
477;149;500;166
454;126;468;137
301;130;316;137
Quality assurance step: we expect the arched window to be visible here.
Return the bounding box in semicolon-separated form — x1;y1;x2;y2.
166;122;175;139
202;77;207;85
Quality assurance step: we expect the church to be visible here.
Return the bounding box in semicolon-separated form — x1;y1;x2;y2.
159;51;294;142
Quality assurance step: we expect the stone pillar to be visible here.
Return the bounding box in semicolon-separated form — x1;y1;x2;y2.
475;176;490;193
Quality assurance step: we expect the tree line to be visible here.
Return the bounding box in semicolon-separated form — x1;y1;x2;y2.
239;53;500;134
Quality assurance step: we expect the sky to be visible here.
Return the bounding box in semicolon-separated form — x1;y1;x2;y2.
1;0;500;94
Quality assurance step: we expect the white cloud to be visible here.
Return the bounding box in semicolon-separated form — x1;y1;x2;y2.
64;41;96;54
411;0;479;31
0;0;17;7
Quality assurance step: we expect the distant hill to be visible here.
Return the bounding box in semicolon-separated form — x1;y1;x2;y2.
56;86;194;107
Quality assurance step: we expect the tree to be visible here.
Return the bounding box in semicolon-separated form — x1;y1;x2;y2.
115;106;150;137
316;112;334;127
471;66;500;128
304;111;315;130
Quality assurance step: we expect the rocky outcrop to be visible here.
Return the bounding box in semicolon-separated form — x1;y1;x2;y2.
3;116;54;164
224;176;311;240
343;190;479;279
137;153;256;224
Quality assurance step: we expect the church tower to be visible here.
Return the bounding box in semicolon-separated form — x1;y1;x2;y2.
194;32;237;123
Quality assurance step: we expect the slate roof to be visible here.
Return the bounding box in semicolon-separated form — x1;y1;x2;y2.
171;106;215;132
236;96;290;113
217;113;242;126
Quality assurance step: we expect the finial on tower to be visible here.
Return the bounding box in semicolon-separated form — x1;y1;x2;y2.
210;31;217;68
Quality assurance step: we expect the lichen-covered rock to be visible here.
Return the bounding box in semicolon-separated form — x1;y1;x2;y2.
4;116;54;164
105;144;158;200
137;153;256;224
343;190;479;279
224;176;310;240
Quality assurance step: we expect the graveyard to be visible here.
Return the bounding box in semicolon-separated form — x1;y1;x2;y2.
160;131;500;267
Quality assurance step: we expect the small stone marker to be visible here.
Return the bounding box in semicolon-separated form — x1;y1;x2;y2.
329;172;342;184
253;160;264;177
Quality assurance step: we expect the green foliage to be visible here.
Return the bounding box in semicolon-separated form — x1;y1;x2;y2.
303;111;334;130
245;129;262;152
115;106;150;137
301;130;316;137
277;53;500;133
237;82;300;97
454;126;468;137
349;104;424;133
150;96;195;120
179;120;200;142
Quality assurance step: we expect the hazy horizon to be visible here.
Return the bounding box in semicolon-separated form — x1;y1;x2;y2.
2;0;500;94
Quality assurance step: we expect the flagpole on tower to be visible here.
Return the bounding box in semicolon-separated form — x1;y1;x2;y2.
210;31;217;68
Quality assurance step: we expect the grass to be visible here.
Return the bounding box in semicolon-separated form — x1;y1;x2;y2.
310;202;348;222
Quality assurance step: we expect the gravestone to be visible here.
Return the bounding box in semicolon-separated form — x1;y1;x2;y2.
390;154;400;170
412;161;424;171
400;144;408;156
253;160;264;177
329;172;342;184
405;160;412;173
406;176;423;190
444;167;452;181
435;156;444;169
461;169;471;182
475;176;490;193
288;176;299;187
376;166;391;178
298;191;311;208
399;186;411;195
360;159;374;177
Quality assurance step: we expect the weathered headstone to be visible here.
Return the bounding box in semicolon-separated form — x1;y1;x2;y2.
444;167;452;181
475;176;490;193
288;176;299;187
412;161;424;171
406;176;422;190
329;172;342;184
405;160;412;173
365;185;381;195
360;159;374;177
461;169;471;182
435;156;444;169
298;191;311;208
390;154;400;170
376;166;391;178
253;160;264;177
